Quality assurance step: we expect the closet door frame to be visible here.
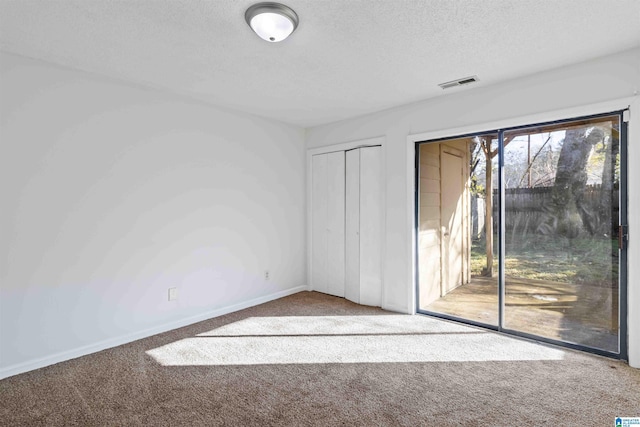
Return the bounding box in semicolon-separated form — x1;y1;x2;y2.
307;137;386;297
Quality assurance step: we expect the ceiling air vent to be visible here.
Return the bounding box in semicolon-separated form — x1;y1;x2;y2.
438;75;479;89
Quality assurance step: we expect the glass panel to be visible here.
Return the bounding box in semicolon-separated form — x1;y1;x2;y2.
417;134;499;326
503;115;620;352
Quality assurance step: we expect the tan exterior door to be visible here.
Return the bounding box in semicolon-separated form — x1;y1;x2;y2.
418;140;470;307
440;149;464;296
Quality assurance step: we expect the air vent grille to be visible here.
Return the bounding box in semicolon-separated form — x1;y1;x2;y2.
438;75;479;89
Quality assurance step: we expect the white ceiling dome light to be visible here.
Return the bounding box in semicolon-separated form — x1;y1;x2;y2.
245;2;299;42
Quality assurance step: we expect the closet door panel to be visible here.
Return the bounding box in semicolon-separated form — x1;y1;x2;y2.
326;151;346;297
345;149;360;303
359;147;382;306
311;154;328;294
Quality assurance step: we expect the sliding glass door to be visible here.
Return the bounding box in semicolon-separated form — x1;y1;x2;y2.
416;134;499;326
502;115;625;353
416;112;627;358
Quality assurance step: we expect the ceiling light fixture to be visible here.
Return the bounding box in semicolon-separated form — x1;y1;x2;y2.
245;2;299;42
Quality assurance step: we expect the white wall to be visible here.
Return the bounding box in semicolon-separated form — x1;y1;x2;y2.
0;52;306;378
306;47;640;367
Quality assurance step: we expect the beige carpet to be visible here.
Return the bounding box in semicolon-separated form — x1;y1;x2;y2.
1;291;638;426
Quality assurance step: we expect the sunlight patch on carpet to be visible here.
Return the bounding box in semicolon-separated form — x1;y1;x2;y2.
197;315;481;336
146;315;566;366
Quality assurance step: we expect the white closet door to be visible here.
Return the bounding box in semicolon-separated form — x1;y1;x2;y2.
345;149;360;303
358;146;382;306
326;151;345;297
314;146;381;304
311;154;328;294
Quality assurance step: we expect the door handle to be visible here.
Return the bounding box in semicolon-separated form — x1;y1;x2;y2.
619;225;628;250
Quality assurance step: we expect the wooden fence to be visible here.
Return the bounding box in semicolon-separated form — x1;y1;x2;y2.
471;184;620;238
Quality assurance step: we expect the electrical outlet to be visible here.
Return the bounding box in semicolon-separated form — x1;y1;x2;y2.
264;270;270;281
168;287;178;301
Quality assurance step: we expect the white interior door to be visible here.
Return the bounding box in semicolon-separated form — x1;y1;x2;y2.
345;149;360;303
313;145;382;305
345;146;382;306
311;154;328;294
326;151;345;297
358;146;382;306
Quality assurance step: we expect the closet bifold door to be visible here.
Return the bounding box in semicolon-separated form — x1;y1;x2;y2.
311;151;345;297
359;147;382;306
345;149;360;303
345;146;382;306
326;151;346;297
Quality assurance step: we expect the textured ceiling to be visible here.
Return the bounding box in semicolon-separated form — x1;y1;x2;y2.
1;0;639;128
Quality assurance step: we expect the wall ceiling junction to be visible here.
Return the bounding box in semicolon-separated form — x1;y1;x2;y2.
1;0;639;128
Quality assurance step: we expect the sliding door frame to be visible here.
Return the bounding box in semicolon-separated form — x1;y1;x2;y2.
413;130;501;332
412;110;629;360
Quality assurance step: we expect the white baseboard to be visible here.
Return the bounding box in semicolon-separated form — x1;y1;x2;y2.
0;285;307;380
